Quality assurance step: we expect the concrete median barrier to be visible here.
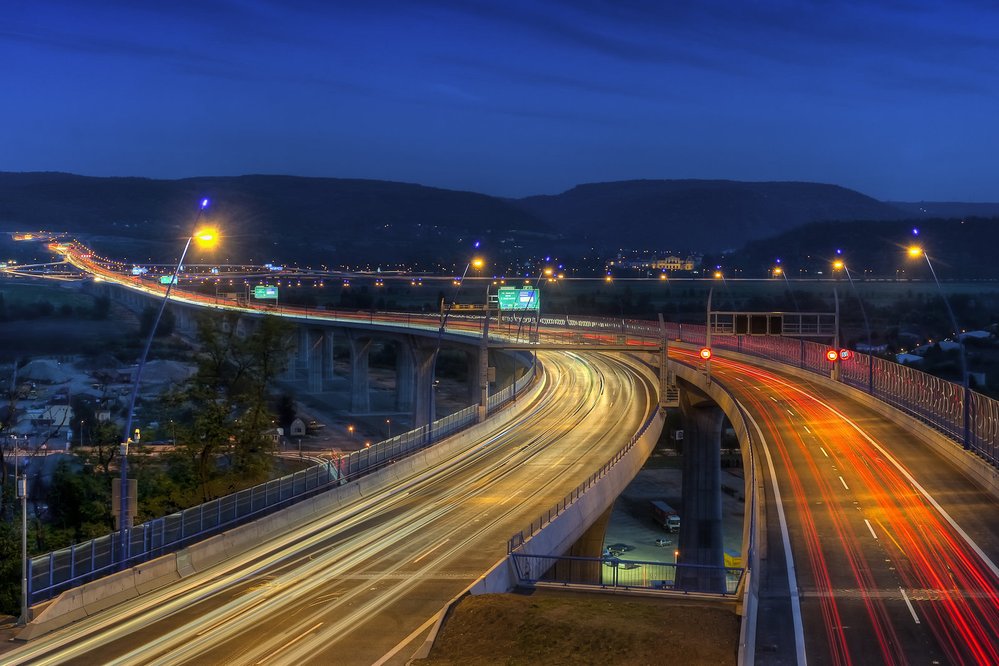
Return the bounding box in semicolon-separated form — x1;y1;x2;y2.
185;535;228;573
134;554;181;594
17;587;87;641
81;569;138;616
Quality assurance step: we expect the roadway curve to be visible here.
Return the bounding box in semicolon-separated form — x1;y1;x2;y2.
682;349;999;665
6;351;657;666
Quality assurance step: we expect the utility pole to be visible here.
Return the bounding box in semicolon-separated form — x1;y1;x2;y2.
16;440;28;626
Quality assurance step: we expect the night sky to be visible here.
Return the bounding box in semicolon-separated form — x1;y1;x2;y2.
3;1;997;201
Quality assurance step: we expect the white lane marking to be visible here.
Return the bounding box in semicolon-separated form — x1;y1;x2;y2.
256;621;323;664
770;396;779;403
839;476;849;490
900;588;921;624
759;375;999;580
819;447;828;458
864;519;878;540
786;409;795;416
803;426;811;434
740;401;808;666
372;614;439;666
413;538;450;564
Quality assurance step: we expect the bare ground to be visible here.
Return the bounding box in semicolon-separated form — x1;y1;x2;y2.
417;589;739;666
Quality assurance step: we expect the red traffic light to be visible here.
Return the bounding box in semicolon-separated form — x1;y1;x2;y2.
825;349;839;362
699;347;712;360
839;348;854;361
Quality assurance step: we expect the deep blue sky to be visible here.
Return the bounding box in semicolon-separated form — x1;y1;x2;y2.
2;1;997;200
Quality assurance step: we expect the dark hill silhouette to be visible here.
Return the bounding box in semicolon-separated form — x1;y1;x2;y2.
515;179;908;252
0;172;935;264
728;216;999;279
890;201;999;218
0;172;549;266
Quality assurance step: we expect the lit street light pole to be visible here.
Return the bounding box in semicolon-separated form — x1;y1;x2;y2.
15;438;28;626
909;243;971;449
427;249;482;443
836;258;875;393
118;199;217;566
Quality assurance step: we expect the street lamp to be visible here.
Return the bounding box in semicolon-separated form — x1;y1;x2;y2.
118;198;217;567
14;438;28;626
835;257;874;393
908;243;971;448
427;249;481;443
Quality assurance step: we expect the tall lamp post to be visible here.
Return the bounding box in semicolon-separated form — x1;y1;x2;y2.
117;199;218;566
908;243;971;449
15;438;28;626
426;250;482;443
833;256;875;393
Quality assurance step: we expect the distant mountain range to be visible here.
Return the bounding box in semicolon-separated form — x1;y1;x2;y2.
0;172;994;266
513;179;906;253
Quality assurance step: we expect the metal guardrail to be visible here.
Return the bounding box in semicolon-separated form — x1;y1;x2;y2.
511;553;744;595
525;313;996;469
28;364;537;605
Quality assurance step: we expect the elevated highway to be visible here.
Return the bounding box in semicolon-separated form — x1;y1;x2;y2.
672;348;999;665
9;239;998;664
6;351;659;665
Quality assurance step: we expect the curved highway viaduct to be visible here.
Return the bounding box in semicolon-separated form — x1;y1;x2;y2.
8;242;997;665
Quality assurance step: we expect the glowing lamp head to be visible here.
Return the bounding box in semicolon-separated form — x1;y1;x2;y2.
699;347;712;361
907;246;923;258
471;257;484;269
604;274;612;282
194;228;219;246
200;198;210;210
659;272;667;280
713;270;723;279
832;259;844;271
544;267;554;276
825;349;839;362
773;266;782;275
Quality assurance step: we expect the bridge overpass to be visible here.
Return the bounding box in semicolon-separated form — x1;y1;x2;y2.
5;240;998;664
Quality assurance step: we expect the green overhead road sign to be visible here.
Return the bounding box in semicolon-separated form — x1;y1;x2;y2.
253;285;279;299
497;287;540;311
159;275;178;285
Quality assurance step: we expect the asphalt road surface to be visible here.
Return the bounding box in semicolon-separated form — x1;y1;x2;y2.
695;350;999;665
6;351;657;666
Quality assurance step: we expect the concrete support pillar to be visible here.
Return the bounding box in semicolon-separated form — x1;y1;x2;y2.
395;342;415;411
410;340;437;428
296;327;310;376
321;330;335;388
562;505;614;584
307;329;323;393
465;350;480;403
347;329;372;414
677;386;726;593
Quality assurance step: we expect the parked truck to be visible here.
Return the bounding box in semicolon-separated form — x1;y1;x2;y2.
651;500;680;533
